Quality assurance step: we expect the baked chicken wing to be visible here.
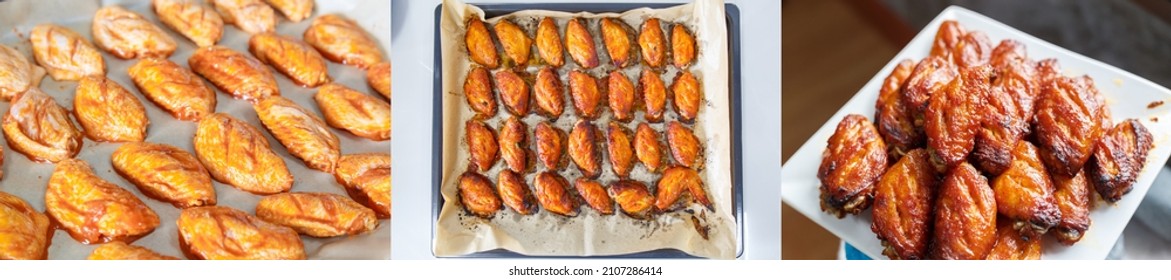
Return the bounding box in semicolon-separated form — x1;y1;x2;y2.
494;19;531;68
0;191;52;260
498;117;529;173
575;178;614;215
464;66;497;118
248;32;331;87
930;20;966;58
930;162;997;260
464;18;498;69
634;123;665;172
152;0;224;47
305;14;385;69
255;96;341;172
568;120;602;178
535;17;565;67
534;171;578;217
194;113;294;195
1088;119;1154;202
640;68;668;123
458;171;500;218
177;206;305;260
666;121;703;169
671;71;702;123
46;159;160;244
29;24;105;81
600;18;636;68
534;121;565;170
973;84;1028;175
0;44;45;102
1051;170;1091;245
1034;76;1108;177
655;166;712;212
638;18;667;69
818;114;886;218
671;24;696;69
255;192;379;237
534;66;565;118
334;153;391;218
569;70;603;119
495;70;530;116
2;87;83;163
951;31;991;68
112;142;216;208
990;141;1061;239
901;55;957;119
92;6;178;59
189;46;280;102
210;0;275;34
608;70;636;122
566;18;599;69
368;62;391;100
74;75;150;142
315;83;392;141
609;180;654;219
497;170;536;215
465;119;498;172
925;65;989;170
870;149;937;260
607;122;635;178
128;58;217;121
265;0;313;22
874;59;920;158
88;241;179;260
984;221;1042;260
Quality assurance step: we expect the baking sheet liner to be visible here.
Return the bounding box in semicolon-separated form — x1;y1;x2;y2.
436;0;734;259
0;0;391;259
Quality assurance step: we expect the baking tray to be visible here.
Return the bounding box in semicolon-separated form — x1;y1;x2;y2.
431;2;743;258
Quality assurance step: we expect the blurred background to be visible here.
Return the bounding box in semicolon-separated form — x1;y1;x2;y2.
782;0;1171;260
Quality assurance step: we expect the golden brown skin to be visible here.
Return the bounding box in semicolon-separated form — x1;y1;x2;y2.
1035;58;1062;88
534;121;565;170
951;31;991;68
930;20;966;58
535;17;565;67
497;170;536;215
0;44;44;102
92;6;178;59
177;206;305;260
194;113;294;195
458;171;501;218
607;122;635;178
655;166;712;212
634;123;665;172
1088;119;1154;202
569;70;604;119
1051;171;1091;245
210;0;275;34
368;62;391;100
973;84;1027;175
88;241;179;260
495;70;531;116
74;76;150;142
930;162;997;260
818;114;886;218
901;55;957;119
990;39;1027;71
575;178;614;215
1034;76;1108;177
994;56;1038;122
315;83;392;141
667;121;703;169
112;142;216;209
601;18;636;68
334;153;391;218
874;59;920;158
2;87;83;163
991;141;1061;239
925;66;989;170
495;19;532;68
29;24;105;81
46;159;160;244
984;221;1042;260
609;180;654;219
464;66;497;117
128;58;217;121
152;0;224;47
255;96;340;172
189;46;280;102
568;120;602;178
465;119;498;172
464;18;499;69
671;71;702;123
534;66;565;118
870;149;937;260
265;0;313;22
305;14;385;69
0;191;52;260
638;18;667;69
608;70;637;122
255;192;379;237
249;32;331;87
640;69;668;123
498;117;529;173
534;171;578;217
566;18;599;69
671;24;696;69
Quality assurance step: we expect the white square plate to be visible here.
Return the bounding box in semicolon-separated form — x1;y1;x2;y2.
780;6;1171;260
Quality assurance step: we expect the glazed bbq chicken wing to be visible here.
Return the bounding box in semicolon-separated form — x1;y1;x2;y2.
1088;119;1154;202
925;65;989;170
991;141;1061;239
609;180;654;219
248;32;331;87
901;55;957;120
0;192;52;260
818;114;886;218
608;71;637;122
210;0;275;34
74;76;150;142
464;18;499;69
177;206;305;260
498;117;530;173
0;44;45;102
930;162;997;260
607;122;636;178
46;159;160;244
29;24;105;81
534;171;578;217
92;6;178;59
870;149;937;260
973;82;1028;175
992;55;1039;122
640;68;668;123
334;153;391;218
189;46;280;102
152;0;224;47
568;120;603;178
951;31;991;69
193;113;294;195
255;96;341;172
495;70;531;116
535;17;565;67
494;19;531;68
671;24;696;69
1034;76;1108;177
315;83;392;141
305;14;385;69
255;192;379;237
458;171;501;218
464;66;497;118
638;18;667;69
569;70;604;119
128;58;217;121
497;170;536;215
671;71;703;123
112;142;216;209
88;241;179;260
465;119;498;172
930;20;966;58
565;18;599;69
634;123;665;172
575;178;614;215
1051;170;1091;245
534;66;565;118
655;166;712;212
874;59;920;158
265;0;313;22
984;220;1043;260
666;121;703;169
534;121;566;170
600;18;637;68
2;87;83;163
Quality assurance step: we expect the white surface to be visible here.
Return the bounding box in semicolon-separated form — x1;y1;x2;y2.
391;0;781;260
779;6;1171;260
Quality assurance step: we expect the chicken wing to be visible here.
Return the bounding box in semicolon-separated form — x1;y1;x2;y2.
984;221;1042;260
655;166;712;212
74;75;150;142
152;0;224;47
930;20;966;58
638;18;667;69
534;121;565;170
112;142;216;209
210;0;275;34
193;113;294;194
671;71;702;123
993;56;1038;122
0;191;52;260
0;44;44;102
569;70;603;119
535;17;564;67
901;55;957;119
248;32;331;87
671;24;696;69
973;84;1027;175
464;18;499;69
495;70;530;116
305;14;385;69
575;178;614;215
1051;170;1091;245
464;66;497;118
368;62;391;100
608;70;636;122
265;0;313;22
607;122;635;178
566;18;598;69
991;141;1061;239
92;6;177;59
568;120;602;178
334;153;391;218
497;170;536;215
930;162;997;260
465;119;498;172
534;171;578;217
189;46;280;102
255;192;379;237
666;121;703;169
255;96;340;172
2;87;82;163
601;18;636;68
874;59;919;158
458;171;500;218
1088;119;1154;202
1034;76;1108;177
128;58;217;121
29;24;105;81
609;180;654;219
870;149;937;260
819;114;886;218
88;241;179;260
925;65;988;170
498;117;529;173
634;123;665;172
534;66;565;118
46;159;160;244
495;19;531;68
177;206;305;260
951;31;991;68
1035;58;1062;88
315;83;391;141
990;39;1027;71
640;68;668;123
